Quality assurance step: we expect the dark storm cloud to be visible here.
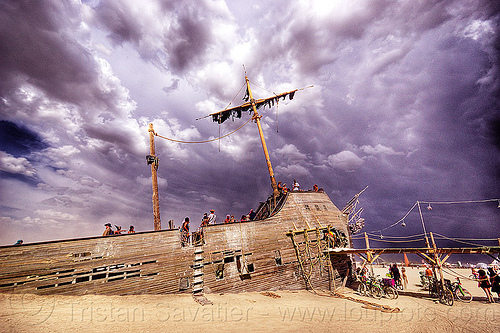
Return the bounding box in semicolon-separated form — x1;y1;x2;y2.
231;1;500;246
0;0;98;105
0;0;498;248
92;0;143;45
93;0;222;73
0;121;48;156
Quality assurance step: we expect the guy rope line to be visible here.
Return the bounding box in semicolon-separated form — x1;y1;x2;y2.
153;117;252;144
366;237;426;243
361;232;426;239
434;233;497;247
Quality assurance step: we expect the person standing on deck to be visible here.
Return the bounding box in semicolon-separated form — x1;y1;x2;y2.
292;179;300;191
201;213;209;228
103;223;113;236
248;209;256;220
128;226;135;234
181;217;190;246
277;181;284;195
208;209;216;224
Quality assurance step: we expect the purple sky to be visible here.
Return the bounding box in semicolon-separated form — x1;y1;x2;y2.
0;0;499;250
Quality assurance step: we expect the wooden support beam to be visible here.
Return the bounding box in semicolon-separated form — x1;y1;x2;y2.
364;232;372;263
441;251;453;265
430;232;445;288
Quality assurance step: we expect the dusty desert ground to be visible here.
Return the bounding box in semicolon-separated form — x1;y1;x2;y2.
1;267;498;333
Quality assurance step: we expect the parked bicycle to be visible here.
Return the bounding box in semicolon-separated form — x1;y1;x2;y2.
394;277;404;291
380;277;399;299
357;274;383;299
419;271;430;290
429;277;454;306
445;277;473;303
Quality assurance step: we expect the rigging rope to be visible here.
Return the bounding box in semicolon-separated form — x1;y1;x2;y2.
359;233;426;239
420;199;500;205
433;233;496;248
365;237;426;244
365;198;499;234
154;117;252;144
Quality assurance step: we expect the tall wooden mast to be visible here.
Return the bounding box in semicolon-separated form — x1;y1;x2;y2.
148;123;161;231
203;76;298;199
245;76;280;198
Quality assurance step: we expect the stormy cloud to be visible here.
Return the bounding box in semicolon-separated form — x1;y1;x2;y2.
0;0;498;250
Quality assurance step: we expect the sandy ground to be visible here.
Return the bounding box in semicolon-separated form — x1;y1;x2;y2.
1;268;498;333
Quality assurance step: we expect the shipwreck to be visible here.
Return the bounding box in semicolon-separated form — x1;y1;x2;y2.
0;76;357;298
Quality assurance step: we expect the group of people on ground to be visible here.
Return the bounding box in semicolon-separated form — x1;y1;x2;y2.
476;267;500;303
102;223;135;236
389;263;408;289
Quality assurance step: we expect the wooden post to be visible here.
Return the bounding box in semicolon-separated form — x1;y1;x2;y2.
246;76;280;199
148;123;161;231
364;232;373;275
430;232;444;287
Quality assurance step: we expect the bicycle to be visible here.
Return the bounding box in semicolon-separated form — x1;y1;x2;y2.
380;277;399;299
419;271;430;290
446;277;473;303
357;274;383;299
429;277;454;306
394;277;404;291
365;275;383;299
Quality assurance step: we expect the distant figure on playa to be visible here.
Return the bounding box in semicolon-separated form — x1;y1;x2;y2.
181;217;190;246
477;269;495;303
103;223;113;236
390;264;401;286
425;266;433;278
128;226;135;234
208;209;216;224
313;184;319;192
401;267;408;289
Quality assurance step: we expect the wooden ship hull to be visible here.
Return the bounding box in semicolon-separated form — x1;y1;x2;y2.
0;191;353;296
0;77;356;297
